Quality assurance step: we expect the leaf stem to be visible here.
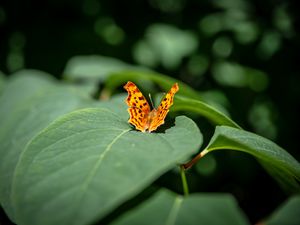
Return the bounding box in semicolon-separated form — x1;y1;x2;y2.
180;165;189;196
182;149;209;170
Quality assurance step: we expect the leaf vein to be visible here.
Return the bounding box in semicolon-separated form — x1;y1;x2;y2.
72;128;130;220
165;195;183;225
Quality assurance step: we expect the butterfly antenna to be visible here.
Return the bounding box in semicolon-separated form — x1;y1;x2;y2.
148;93;155;109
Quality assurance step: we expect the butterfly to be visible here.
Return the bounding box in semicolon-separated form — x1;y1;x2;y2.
124;81;179;133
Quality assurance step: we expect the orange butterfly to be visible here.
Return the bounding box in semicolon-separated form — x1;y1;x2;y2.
124;81;179;133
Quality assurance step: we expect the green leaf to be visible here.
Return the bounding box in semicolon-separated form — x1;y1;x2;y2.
63;60;232;117
266;196;300;225
64;82;100;98
0;71;90;221
63;55;148;82
205;126;300;193
112;189;250;225
133;24;198;69
105;71;200;99
0;70;55;109
211;61;269;92
12;109;202;225
105;72;238;128
92;94;129;121
0;71;6;93
173;96;241;128
63;59;202;100
63;61;233;120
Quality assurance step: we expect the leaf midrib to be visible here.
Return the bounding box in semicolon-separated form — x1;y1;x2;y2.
71;128;130;223
11;108;125;221
30;127;127;166
165;195;183;225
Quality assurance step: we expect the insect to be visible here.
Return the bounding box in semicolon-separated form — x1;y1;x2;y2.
124;81;179;132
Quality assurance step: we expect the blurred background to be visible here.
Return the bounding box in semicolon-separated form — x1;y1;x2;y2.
0;0;299;224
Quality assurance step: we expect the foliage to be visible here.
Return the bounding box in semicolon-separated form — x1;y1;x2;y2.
111;189;250;225
0;63;299;225
1;0;300;224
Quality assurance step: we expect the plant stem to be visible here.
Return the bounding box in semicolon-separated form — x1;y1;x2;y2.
182;149;209;170
180;165;189;196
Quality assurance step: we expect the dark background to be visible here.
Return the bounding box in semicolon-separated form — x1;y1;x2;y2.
1;0;300;224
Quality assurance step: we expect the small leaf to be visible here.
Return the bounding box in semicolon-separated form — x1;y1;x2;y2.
173;96;241;128
205;126;300;193
133;24;198;69
12;109;202;225
112;189;250;225
265;196;300;225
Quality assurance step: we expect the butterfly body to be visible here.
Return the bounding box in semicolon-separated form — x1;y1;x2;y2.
145;109;158;131
124;81;179;133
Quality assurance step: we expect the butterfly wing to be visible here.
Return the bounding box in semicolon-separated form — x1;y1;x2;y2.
148;83;179;132
124;81;151;132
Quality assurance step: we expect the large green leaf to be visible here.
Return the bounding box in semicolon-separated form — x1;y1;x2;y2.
12;109;202;225
112;189;250;225
205;126;300;193
265;196;300;225
0;71;91;221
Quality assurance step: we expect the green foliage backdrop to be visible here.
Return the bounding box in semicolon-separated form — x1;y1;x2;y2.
1;0;300;225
